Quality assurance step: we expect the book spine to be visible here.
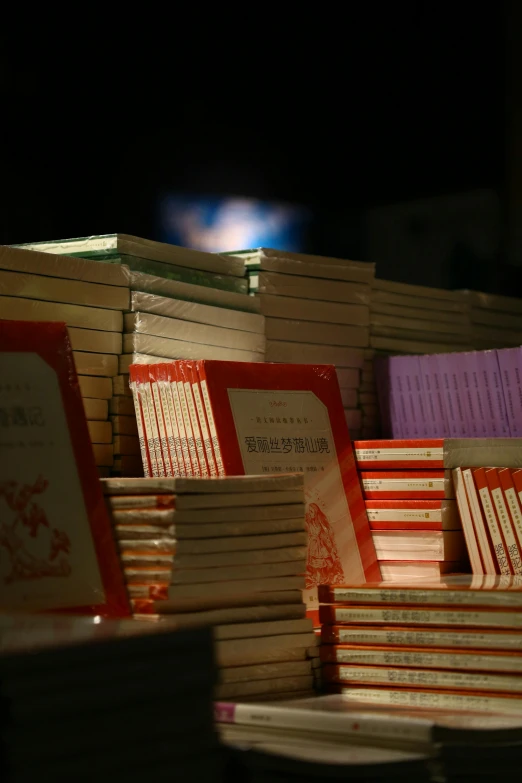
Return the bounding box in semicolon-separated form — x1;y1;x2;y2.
431;355;450;437
150;365;174;477
146;366;167;476
474;468;511;575
403;357;426;438
491;351;511;436
337;687;522;716
499;468;522;552
320;604;521;627
128;365;151;477
452;468;483;574
448;353;469;436
459;353;479;436
467;351;489;436
136;366;161;477
164;363;187;476
189;363;218;477
487;468;522;574
176;362;200;476
157;364;180;477
418;355;438;437
197;361;225;475
319;623;516;648
462;469;497;574
477;350;510;437
180;361;209;477
394;357;411;438
440;354;459;437
497;348;522;437
169;363;194;476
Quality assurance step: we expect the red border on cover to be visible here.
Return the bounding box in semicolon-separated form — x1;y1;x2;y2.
200;360;381;582
0;320;130;617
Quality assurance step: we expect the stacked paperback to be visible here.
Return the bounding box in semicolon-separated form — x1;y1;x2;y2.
0;615;222;782
375;347;522;439
318;577;522;717
232;247;377;440
463;290;522;350
102;473;320;702
355;440;468;581
370;278;472;355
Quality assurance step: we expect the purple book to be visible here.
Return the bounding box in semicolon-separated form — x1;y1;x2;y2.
468;350;489;436
391;355;409;438
430;354;450;437
459;352;481;437
497;348;522;437
447;352;469;436
406;355;430;437
476;350;511;437
438;353;460;437
418;354;439;437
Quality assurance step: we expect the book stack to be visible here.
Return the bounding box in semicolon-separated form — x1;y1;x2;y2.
0;615;222;782
318;577;522;717
370;278;471;355
375;348;518;439
0;245;129;476
231;248;376;441
102;474;321;703
355;440;468;581
463;290;522;350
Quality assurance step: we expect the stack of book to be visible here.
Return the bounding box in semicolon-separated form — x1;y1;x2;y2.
370;278;471;355
318;577;522;717
0;615;222;782
463;290;522;350
355;440;468;581
102;474;320;703
0;245;129;475
231;248;375;440
375;348;517;439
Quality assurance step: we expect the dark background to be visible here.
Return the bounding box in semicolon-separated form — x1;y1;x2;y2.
1;6;519;294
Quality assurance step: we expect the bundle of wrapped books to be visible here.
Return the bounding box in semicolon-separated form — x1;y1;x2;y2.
375;347;520;439
0;615;222;782
232;247;377;440
463;290;522;350
102;474;320;702
318;577;522;717
4;235;262;476
355;440;468;581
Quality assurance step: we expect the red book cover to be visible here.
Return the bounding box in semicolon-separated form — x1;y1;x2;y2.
485;468;522;575
179;361;209;477
148;364;174;477
0;320;129;616
512;469;522;505
474;468;512;576
186;360;218;477
129;364;151;477
198;360;381;611
360;470;452;500
364;499;459;531
499;468;522;552
353;439;444;469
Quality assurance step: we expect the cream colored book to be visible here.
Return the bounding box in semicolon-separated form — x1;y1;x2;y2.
216;675;314;700
372;289;468;314
87;421;113;444
0;244;128;286
371;323;471;346
231;247;374;283
173;489;304;510
257;271;371;306
135;605;307;629
119;336;264;368
109;397;135;415
258;293;369;326
67;327;122;355
264;318;369;348
78;375;113;399
370;336;470;354
339;687;522;717
92;444;114;467
453;467;484;574
129;270;260;313
124;311;265;353
170;560;306;586
220;660;311;683
371;530;467;562
265;340;364;368
462;289;522;314
371;300;469;325
113;375;133;396
130;291;265;334
371;312;471;336
373;278;467;303
216;632;318;667
82;398;108;420
175;545;307;569
0;295;123;332
175;531;308;556
110;415;138;435
0;269;129;310
103;473;303;495
379;561;464;581
171;503;305;523
147;588;304;614
175;518;306;539
73;352;118;377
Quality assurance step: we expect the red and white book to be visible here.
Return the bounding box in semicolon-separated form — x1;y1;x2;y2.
186;360;218;477
168;363;194;476
365;499;460;530
194;360;381;610
128;364;151;477
453;467;483;575
372;530;467;562
0;320;129;616
499;468;522;553
473;468;511;576
379;561;465;581
354;439;444;469
155;363;181;477
149;364;175;477
360;470;454;500
462;468;497;574
512;469;522;509
178;361;209;477
485;468;522;575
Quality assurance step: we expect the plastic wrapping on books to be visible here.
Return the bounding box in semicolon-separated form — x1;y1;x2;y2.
462;289;522;314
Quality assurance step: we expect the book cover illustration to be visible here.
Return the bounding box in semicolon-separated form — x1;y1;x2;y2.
0;320;129;615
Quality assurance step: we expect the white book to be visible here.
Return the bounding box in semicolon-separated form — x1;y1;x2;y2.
73;352;118;378
258;293;369;326
379;561;464;581
265;318;369;348
67;327;122;355
462;469;497;573
130;290;265;334
0;269;129;310
124;311;265;353
0;244;128;286
265;340;364;368
453;467;484;574
463;289;522;315
372;530;467;561
170;560;306;585
103;473;303;494
78;375;113;399
258;271;371;305
129;270;260;313
0;295;123;332
175;531;308;556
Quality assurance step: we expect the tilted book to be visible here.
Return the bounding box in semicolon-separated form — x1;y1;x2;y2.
0;320;129;615
196;360;381;611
